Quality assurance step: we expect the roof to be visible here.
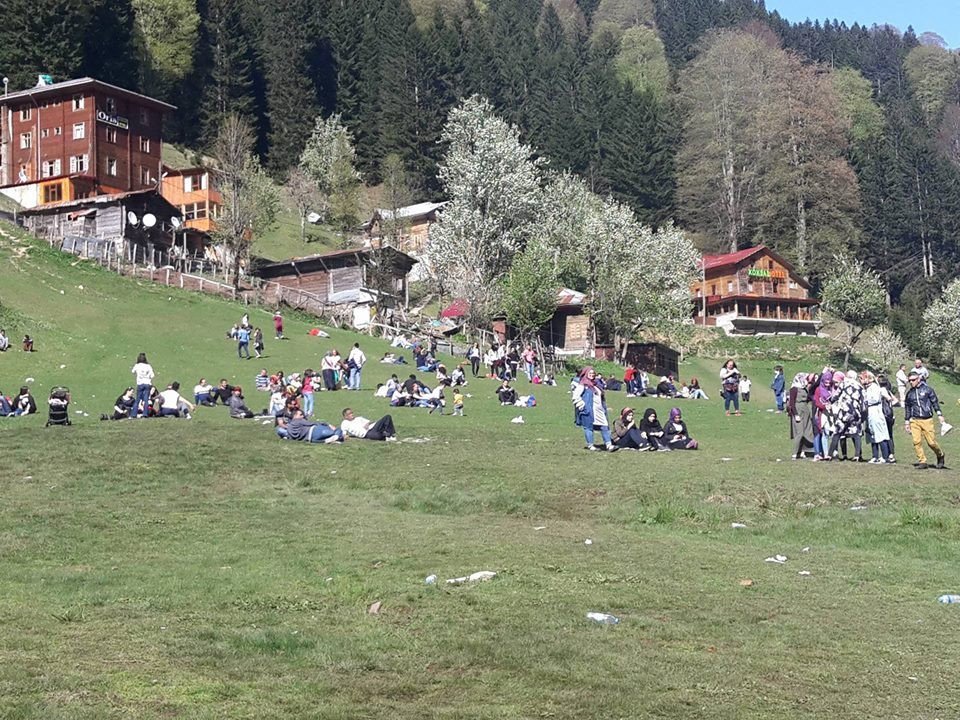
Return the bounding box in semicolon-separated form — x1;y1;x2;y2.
556;288;586;307
440;298;470;318
19;188;165;213
699;245;812;290
704;294;819;307
0;77;176;111
373;201;446;222
254;246;418;276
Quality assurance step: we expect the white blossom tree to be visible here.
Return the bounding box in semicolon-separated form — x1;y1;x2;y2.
921;278;960;367
427;96;545;329
299;114;361;245
865;325;910;374
820;255;887;369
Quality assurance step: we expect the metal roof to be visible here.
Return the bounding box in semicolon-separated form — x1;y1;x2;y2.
0;77;176;111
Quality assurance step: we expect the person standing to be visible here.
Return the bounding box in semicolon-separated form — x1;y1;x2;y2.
347;342;366;390
861;371;893;463
571;366;618;452
273;311;284;339
788;373;815;459
237;325;251;359
131;352;155;418
321;350;339;391
771;365;785;413
467;343;481;378
895;363;909;406
253;327;264;358
904;369;947;469
913;358;929;381
720;360;741;416
739;374;752;403
522;345;536;381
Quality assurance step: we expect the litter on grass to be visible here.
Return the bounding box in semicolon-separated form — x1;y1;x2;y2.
533;526;547;531
511;416;525;424
798;570;812;576
586;612;620;624
584;539;593;545
849;505;868;511
739;579;754;587
721;457;733;462
801;546;811;553
764;554;788;564
424;574;437;585
367;601;382;615
731;522;747;528
446;570;497;585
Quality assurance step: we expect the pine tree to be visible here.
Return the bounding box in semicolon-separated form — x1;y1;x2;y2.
83;0;140;90
0;0;89;90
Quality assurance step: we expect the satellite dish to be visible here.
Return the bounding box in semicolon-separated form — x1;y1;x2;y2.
170;216;181;229
142;213;157;228
127;211;139;226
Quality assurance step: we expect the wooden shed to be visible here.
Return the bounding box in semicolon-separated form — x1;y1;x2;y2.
252;247;417;307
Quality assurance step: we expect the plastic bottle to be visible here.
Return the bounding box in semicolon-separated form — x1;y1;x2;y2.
937;594;960;604
586;612;620;624
424;575;437;585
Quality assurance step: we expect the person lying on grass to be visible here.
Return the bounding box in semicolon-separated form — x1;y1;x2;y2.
664;407;699;450
340;408;398;441
277;409;344;443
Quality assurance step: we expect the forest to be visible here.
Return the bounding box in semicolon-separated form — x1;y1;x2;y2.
2;0;960;347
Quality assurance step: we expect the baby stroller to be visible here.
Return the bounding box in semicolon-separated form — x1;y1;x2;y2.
46;386;72;427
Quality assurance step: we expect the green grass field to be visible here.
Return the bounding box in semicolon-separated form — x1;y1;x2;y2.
2;221;960;719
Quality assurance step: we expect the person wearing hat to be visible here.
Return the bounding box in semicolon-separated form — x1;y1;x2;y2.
903;369;946;469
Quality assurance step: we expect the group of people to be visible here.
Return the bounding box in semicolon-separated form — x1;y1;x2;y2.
571;366;699;452
0;385;37;416
0;329;34;352
226;311;286;360
787;359;947;468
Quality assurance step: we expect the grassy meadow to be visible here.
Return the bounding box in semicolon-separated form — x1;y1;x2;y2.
2;222;960;719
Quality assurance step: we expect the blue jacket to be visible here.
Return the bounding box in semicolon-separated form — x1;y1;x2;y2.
771;374;785;394
573;384;606;428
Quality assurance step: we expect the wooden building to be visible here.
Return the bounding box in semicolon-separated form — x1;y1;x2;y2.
19;189;191;265
253;247;417;307
160;166;222;233
692;246;820;335
364;201;445;281
594;342;679;377
0;76;174;209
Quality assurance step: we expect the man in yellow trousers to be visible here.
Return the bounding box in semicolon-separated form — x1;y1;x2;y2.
904;369;947;470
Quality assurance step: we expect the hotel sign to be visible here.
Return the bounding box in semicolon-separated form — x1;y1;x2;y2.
96;110;129;130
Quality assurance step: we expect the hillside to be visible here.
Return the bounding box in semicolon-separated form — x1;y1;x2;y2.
3;219;960;717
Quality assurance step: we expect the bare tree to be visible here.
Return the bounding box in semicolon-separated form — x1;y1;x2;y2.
211;114;280;288
286;166;324;244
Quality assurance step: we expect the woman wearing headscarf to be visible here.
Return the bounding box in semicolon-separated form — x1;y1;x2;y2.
612;408;649;450
812;368;834;460
719;360;741;416
664;407;699;450
827;370;865;461
861;370;895;463
572;366;618;452
788;372;816;459
639;407;669;450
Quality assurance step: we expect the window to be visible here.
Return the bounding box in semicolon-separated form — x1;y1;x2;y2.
789;280;798;290
70;155;88;173
72;122;85;140
726;280;733;292
105;97;117;113
209;202;219;219
106;127;117;144
139;166;152;185
139;108;150;125
747;281;754;292
20;132;31;149
20;106;31;121
710;284;717;295
768;260;774;269
41;128;50;139
72;94;84;111
41;159;61;178
53;126;62;136
106;157;117;176
139;136;150;153
43;184;63;203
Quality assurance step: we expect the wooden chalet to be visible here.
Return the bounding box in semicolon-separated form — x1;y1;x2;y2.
364;201;445;281
252;247;417;310
692;246;820;335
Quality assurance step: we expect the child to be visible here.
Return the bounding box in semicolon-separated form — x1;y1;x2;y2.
739;374;752;402
452;389;465;416
253;328;264;358
22;335;34;352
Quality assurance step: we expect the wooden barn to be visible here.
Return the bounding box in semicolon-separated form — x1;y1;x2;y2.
252;247;417;309
692;245;820;335
18;188;192;265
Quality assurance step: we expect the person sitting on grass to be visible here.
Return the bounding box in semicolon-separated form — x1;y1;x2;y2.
612;408;649;450
639;407;669;450
664;407;699;450
193;378;216;406
159;382;195;419
227;386;255;419
450;364;467;387
255;368;269;391
340;407;398;441
14;386;37;416
0;390;15;417
280;409;344;444
427;379;449;415
687;377;709;400
102;388;135;420
22;335;34;352
496;380;518;406
0;328;8;351
212;378;234;405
